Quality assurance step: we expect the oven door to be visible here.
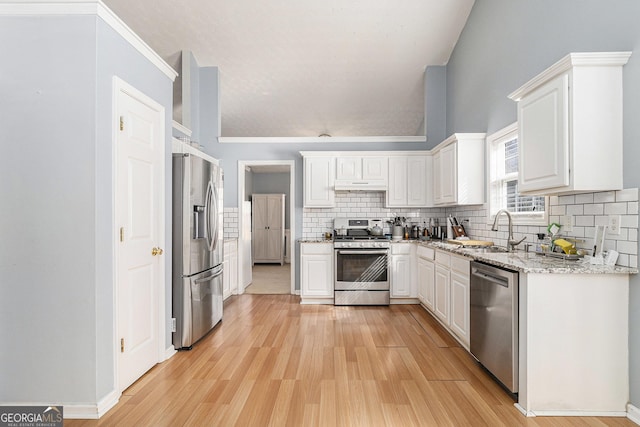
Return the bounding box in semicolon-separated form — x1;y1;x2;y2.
335;249;389;290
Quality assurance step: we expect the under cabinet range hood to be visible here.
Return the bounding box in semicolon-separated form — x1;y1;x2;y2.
334;180;387;191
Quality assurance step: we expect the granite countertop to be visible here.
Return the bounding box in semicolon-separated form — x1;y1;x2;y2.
299;239;333;243
422;241;638;275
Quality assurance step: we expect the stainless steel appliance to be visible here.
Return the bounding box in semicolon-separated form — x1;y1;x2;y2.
333;218;390;305
172;153;224;350
470;261;519;393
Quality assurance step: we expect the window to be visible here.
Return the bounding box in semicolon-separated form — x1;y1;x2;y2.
488;123;547;224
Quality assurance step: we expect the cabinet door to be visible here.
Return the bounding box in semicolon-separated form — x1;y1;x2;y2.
450;271;470;347
518;74;569;192
434;264;450;324
304;157;335;207
301;254;333;297
433;152;442;204
387;157;408;206
336;157;361;180
391;254;411;297
407;156;428;206
418;258;435;311
439;144;457;204
362;157;388;181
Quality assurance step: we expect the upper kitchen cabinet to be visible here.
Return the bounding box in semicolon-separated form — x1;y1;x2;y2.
509;52;631;195
335;156;388;190
302;153;335;207
387;154;432;207
432;133;486;206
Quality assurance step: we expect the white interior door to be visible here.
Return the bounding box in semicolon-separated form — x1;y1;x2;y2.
115;78;165;392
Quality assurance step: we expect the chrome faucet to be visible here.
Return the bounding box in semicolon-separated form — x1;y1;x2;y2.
491;209;526;252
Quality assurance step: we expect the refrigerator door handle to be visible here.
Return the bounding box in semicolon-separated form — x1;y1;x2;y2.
204;181;214;251
194;268;224;283
211;181;220;251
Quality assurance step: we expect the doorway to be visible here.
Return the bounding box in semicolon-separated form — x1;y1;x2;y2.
238;161;295;295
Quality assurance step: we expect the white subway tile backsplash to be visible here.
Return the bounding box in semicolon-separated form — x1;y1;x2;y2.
594;191;616;203
575;193;594;204
584;204;604;215
301;188;638;267
604;202;627;215
558;195;575;205
566;204;584;215
616;188;638;202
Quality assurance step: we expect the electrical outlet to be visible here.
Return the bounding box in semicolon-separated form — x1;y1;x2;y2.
562;215;574;232
608;215;621;235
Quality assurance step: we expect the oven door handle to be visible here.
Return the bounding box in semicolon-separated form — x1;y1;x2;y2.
336;250;388;255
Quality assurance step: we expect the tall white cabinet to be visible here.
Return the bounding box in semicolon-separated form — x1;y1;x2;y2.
252;194;285;265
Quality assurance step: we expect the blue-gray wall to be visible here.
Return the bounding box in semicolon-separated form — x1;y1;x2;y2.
446;0;640;407
0;14;173;406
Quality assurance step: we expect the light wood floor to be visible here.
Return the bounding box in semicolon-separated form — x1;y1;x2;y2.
67;295;634;426
244;264;291;294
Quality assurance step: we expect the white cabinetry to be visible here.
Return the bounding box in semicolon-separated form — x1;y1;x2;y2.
252;194;285;264
390;243;416;299
300;243;334;303
420;248;470;349
335;156;388;190
432;133;485;206
434;251;451;324
416;246;435;311
223;239;238;300
449;255;470;347
387;155;431;207
303;155;335;207
509;52;631;195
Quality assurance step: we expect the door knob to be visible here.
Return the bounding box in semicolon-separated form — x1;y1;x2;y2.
152;247;164;256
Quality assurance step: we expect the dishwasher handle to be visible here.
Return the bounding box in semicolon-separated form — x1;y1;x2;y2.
471;267;510;288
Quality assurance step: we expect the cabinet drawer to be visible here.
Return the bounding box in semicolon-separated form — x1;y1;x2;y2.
435;250;450;266
301;243;333;255
450;254;470;276
391;243;413;255
416;246;435;260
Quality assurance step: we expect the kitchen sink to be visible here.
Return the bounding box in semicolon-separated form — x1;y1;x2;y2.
471;245;510;253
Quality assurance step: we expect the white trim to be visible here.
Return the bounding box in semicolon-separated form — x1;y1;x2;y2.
165;345;177;361
172;120;192;137
486;123;549;226
390;298;420;304
628;403;640;425
171;137;220;165
220;136;426;144
0;0;177;81
238;160;296;296
300;298;334;305
113;76;167;396
513;403;530;417
63;390;121;419
528;410;628;418
508;51;631;101
300;150;429;157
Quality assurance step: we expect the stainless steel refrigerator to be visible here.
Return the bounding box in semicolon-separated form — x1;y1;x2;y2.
172;153;224;350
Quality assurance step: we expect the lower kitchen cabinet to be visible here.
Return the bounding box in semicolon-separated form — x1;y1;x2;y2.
419;248;470;349
300;243;334;303
416;246;435;311
223;239;238;300
390;243;416;299
449;254;470;347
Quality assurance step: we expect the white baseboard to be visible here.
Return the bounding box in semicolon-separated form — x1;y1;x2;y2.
64;389;120;419
300;297;333;305
390;298;419;305
628;403;640;425
165;345;177;361
529;410;627;417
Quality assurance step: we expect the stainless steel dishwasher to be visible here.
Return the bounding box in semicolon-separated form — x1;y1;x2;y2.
470;261;519;394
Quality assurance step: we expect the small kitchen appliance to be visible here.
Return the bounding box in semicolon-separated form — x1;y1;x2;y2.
333;218;390;306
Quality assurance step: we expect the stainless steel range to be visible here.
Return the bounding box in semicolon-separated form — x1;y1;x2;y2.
333;218;390;306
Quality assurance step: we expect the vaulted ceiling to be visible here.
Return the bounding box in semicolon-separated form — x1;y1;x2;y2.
103;0;474;137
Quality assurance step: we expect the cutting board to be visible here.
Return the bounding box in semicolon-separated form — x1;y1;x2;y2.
447;239;494;247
